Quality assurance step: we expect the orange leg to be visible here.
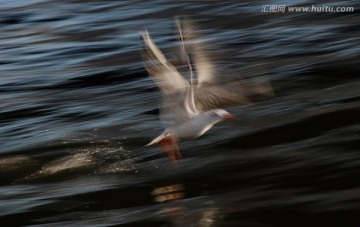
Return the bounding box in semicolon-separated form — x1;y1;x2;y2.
158;135;182;161
170;136;182;160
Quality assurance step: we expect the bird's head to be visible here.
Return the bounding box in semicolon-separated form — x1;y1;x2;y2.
211;109;235;120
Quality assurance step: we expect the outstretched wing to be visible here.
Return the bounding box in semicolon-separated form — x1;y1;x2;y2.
195;75;274;111
175;18;216;87
175;19;274;111
142;30;189;93
141;30;196;127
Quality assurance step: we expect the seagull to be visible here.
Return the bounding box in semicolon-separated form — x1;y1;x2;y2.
141;19;273;161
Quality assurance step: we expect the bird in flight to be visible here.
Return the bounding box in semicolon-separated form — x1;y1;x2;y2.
141;19;273;162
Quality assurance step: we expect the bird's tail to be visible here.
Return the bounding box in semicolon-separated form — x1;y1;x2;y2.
146;134;167;146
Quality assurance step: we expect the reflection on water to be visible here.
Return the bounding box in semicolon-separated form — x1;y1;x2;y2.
0;0;360;226
152;184;185;203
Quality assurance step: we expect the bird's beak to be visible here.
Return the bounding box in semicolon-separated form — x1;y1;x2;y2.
223;114;235;120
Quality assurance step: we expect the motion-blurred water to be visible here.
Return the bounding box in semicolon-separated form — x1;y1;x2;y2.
1;1;359;226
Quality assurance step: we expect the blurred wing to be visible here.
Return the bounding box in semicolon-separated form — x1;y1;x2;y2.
176;19;216;87
195;76;274;111
141;30;196;127
175;19;274;111
175;19;198;115
141;30;189;94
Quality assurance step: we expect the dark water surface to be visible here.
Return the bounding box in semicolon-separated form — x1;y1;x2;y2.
1;0;360;226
